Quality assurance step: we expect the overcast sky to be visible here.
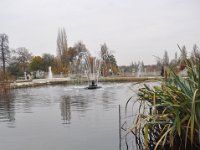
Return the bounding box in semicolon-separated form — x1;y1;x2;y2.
1;0;200;65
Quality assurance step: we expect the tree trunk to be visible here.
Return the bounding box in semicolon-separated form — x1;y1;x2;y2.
1;41;6;75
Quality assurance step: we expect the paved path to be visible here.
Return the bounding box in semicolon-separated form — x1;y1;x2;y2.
10;77;72;88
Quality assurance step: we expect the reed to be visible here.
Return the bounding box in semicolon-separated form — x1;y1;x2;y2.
0;72;11;95
128;53;200;149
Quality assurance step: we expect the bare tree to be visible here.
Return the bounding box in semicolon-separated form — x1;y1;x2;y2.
170;52;178;66
0;33;10;75
57;28;68;64
191;44;200;63
175;52;178;62
99;43;119;75
74;41;88;54
13;47;32;72
73;41;88;74
177;44;187;61
100;43;109;60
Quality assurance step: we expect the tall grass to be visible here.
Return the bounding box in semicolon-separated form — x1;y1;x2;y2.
129;51;200;149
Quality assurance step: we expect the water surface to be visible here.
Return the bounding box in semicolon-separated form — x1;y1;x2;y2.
0;83;137;150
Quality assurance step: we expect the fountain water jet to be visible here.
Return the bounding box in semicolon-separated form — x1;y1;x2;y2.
79;52;105;89
48;66;53;79
137;63;143;77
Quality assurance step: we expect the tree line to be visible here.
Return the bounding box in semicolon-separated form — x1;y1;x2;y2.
156;44;200;74
119;44;200;76
0;28;119;80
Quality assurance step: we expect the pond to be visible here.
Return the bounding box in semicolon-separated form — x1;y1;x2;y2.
0;83;137;150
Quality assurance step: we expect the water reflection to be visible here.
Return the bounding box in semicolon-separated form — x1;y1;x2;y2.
0;83;134;150
102;89;116;110
0;93;15;124
60;94;91;124
60;96;71;124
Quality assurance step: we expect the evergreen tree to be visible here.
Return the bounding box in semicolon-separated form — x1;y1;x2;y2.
163;50;169;66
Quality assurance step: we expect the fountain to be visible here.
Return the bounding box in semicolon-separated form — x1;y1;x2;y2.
24;72;27;80
137;62;143;77
79;52;105;89
48;66;53;79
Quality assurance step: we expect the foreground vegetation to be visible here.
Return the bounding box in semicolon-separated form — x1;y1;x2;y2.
129;46;200;149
